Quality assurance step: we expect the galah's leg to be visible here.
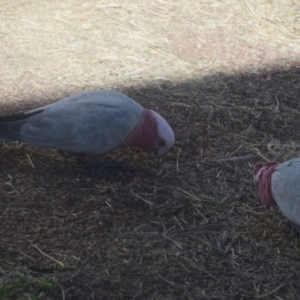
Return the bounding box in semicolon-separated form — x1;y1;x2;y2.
89;160;122;173
58;151;123;172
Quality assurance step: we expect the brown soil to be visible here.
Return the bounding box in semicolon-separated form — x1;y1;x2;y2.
1;68;300;299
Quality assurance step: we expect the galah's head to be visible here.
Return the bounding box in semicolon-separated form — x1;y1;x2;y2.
253;161;279;206
121;108;175;156
150;110;175;156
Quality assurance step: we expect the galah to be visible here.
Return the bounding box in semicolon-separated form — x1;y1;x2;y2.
0;90;175;157
253;158;300;232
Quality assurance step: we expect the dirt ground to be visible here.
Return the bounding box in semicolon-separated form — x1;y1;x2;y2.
1;1;300;300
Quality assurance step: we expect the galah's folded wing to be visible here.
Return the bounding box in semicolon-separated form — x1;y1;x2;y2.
271;158;300;225
0;91;143;154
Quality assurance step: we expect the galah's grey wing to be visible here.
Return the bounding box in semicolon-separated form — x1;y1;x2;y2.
271;159;300;225
0;90;143;155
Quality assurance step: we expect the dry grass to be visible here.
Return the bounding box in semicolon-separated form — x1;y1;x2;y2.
1;0;300;299
0;0;300;107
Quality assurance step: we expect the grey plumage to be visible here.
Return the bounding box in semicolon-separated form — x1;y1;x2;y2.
0;90;143;155
271;158;300;225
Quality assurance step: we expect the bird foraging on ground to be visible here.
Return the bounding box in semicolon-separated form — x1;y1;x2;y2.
0;90;174;159
253;158;300;234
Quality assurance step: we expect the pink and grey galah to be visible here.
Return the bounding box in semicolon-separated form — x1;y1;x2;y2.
253;158;300;231
0;90;175;157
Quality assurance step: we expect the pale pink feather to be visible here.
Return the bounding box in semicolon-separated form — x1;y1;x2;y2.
253;161;280;206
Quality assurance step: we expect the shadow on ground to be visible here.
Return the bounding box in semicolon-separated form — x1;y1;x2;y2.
1;66;300;299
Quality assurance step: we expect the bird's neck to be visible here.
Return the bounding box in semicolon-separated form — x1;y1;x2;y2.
120;109;158;152
258;162;279;206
